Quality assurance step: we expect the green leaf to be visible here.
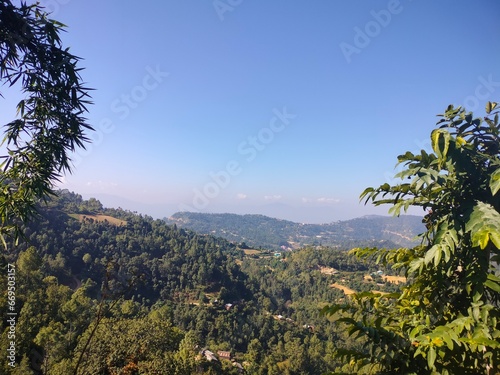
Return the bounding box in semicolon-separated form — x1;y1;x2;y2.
442;332;454;350
320;304;347;317
484;279;500;293
398;151;415;162
466;202;500;249
424;245;441;266
486;101;498;114
431;129;451;160
490;167;500;196
476;229;490;250
408;258;424;275
427;346;436;370
489;231;500;249
485;274;500;293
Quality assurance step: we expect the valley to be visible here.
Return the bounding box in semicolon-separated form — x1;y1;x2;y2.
0;191;408;374
167;211;425;250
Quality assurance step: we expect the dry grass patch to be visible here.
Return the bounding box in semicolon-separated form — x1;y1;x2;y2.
330;283;356;295
71;214;127;226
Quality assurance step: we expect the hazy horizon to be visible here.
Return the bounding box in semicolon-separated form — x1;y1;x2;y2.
79;190;424;224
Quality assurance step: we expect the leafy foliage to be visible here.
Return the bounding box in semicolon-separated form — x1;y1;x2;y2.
322;102;500;374
0;1;92;243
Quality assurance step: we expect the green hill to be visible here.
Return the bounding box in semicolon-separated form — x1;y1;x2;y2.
0;190;408;374
167;212;425;250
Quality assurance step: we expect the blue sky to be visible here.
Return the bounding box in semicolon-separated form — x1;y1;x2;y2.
4;0;500;223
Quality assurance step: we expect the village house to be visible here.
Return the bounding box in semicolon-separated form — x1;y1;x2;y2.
217;350;231;360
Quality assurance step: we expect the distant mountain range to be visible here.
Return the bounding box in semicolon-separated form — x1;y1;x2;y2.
166;212;425;250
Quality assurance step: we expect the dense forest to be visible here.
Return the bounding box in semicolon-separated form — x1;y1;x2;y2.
0;190;406;374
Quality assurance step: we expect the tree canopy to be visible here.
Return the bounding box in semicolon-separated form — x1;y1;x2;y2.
0;0;92;243
323;101;500;374
0;191;378;374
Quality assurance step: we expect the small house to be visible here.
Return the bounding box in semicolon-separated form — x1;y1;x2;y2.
217;350;231;360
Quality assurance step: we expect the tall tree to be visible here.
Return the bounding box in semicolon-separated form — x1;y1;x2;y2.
0;1;92;244
323;102;500;374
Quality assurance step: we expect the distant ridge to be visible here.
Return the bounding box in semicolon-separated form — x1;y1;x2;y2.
166;212;425;250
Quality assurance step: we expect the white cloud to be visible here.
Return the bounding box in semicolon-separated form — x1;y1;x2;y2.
264;195;282;201
85;180;118;189
317;197;341;204
236;193;247;200
301;197;341;204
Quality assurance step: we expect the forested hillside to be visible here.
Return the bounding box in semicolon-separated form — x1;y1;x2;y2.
0;190;406;374
167;211;424;250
